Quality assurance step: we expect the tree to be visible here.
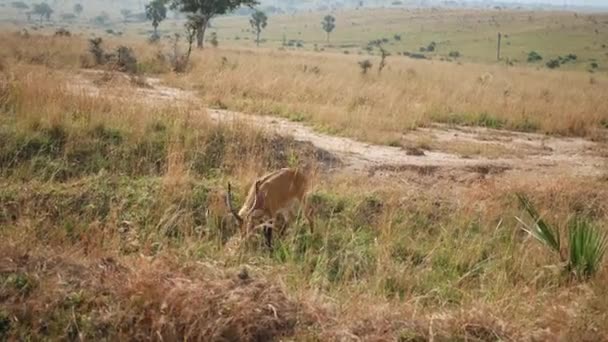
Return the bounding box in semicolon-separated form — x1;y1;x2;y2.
33;3;53;22
170;0;259;49
73;3;83;17
321;14;335;43
93;12;110;26
121;9;132;23
249;10;267;47
378;45;389;74
358;59;372;75
146;0;168;37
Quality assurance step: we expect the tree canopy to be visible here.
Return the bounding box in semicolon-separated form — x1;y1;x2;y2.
146;0;169;36
171;0;259;48
73;3;83;16
249;10;267;47
33;3;53;22
322;14;336;43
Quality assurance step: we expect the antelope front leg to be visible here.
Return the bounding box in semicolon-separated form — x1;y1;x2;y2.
263;224;273;249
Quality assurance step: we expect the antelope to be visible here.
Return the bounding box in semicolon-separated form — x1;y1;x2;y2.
226;167;314;248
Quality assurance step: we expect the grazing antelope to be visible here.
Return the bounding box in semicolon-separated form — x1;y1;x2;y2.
226;167;314;248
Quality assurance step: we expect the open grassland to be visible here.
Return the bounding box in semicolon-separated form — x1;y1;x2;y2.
166;47;608;144
1;30;608;341
3;31;607;147
2;6;608;70
210;8;608;68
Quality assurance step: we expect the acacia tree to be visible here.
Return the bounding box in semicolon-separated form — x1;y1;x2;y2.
171;0;258;48
120;9;132;23
249;10;267;47
322;14;335;43
146;0;168;37
73;3;83;17
33;3;53;22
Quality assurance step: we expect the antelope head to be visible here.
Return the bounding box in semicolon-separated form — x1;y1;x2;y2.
226;181;268;234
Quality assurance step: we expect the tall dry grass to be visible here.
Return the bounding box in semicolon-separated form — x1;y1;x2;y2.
166;47;608;144
1;32;608;341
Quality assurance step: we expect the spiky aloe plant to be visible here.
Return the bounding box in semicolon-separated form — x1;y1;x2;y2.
516;193;607;280
515;193;561;257
568;217;608;280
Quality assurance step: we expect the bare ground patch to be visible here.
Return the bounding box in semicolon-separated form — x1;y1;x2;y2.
70;69;607;181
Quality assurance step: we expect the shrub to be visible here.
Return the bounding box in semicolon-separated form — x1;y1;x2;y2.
408;53;426;59
88;38;105;65
590;62;599;69
448;51;460;58
209;32;218;48
393;34;401;41
148;32;160;43
358;59;372;74
546;59;560;69
527;51;542;62
54;28;71;37
115;46;138;74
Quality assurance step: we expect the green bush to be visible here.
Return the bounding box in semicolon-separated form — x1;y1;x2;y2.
527;51;543;62
546;59;560;69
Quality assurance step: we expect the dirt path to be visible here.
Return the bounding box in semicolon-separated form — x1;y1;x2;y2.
72;70;608;179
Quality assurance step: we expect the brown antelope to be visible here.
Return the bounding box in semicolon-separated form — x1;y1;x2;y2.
226;167;314;248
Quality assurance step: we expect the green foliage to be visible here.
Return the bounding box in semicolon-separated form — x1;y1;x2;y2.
209;31;219;47
32;2;53;21
146;0;168;35
435;112;505;130
3;273;36;295
517;194;607;280
249;9;268;46
321;14;336;42
546;59;560;69
92;11;110;26
170;0;259;48
448;50;461;58
527;51;542;62
568;218;608;280
358;59;372;74
73;3;83;15
516;193;560;254
0;310;9;338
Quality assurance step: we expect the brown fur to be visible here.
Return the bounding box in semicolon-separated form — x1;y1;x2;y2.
233;168;314;244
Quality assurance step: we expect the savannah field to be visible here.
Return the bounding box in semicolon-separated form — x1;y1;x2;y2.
1;2;608;341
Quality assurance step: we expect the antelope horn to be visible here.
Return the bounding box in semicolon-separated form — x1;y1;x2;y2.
226;182;243;224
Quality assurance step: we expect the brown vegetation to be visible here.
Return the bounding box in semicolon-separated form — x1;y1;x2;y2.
1;30;607;341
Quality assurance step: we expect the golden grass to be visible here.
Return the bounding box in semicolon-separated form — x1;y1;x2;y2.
1;32;608;341
164;46;608;145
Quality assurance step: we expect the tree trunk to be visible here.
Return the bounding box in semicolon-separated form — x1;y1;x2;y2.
256;30;260;47
153;23;158;36
196;19;208;48
497;32;502;61
326;32;330;43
